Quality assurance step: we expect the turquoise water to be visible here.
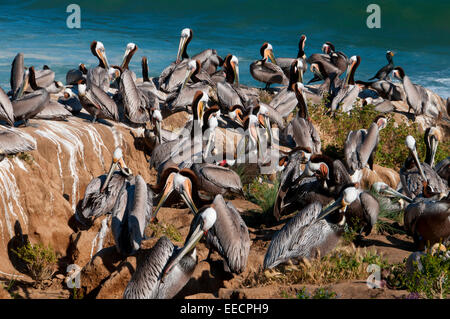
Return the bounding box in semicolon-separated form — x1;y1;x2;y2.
0;0;449;97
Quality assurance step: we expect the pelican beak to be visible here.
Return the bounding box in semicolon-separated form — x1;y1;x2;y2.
316;197;347;222
266;49;277;65
176;36;188;64
429;136;438;168
235;110;244;127
298;68;304;84
155;120;162;144
311;64;324;80
197;100;205;121
260;114;272;144
231;61;239;86
98;49;110;70
179;179;198;214
162;218;204;278
121;48;131;69
182;67;194;89
379;185;413;203
16;70;30;99
101;161;119;193
409;147;427;182
151;174;175;221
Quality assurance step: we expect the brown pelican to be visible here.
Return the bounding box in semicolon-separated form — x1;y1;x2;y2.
400;135;448;199
78;82;119;123
356;79;405;102
29;65;56;92
424;127;442;168
404;195;450;249
87;41;111;92
307;42;347;83
275;34;308;78
250;43;289;89
138;56;167;105
273;147;312;220
330;55;362;112
118;69;153;124
263;186;358;269
393;67;440;117
58;88;83;114
121;43;138;71
204;194;250;274
123;206;217;299
281;83;321;153
12;67;50;126
111;174;153;256
159;28;221;92
10;53;24;99
344;185;380;236
0;87;15;126
150;166;204;221
78;147;132;222
191;163;243;196
270;59;304;120
34;100;72;121
66;63;88;85
0;128;36;161
369;51;395;81
344;115;387;182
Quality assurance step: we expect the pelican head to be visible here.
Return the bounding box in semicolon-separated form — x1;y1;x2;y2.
176;28;193;63
316;187;358;222
310;63;324;81
257;104;273;143
182;60;199;88
405;135;427;182
230;55;240;85
228;105;245;127
101;147;131;192
91;41;109;69
163;206;217;278
393;67;405;81
151;108;163;144
151;169;199;222
260;42;277;65
374;115;387;130
121;42;138;69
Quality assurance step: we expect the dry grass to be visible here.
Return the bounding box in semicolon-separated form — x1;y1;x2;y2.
148;222;182;243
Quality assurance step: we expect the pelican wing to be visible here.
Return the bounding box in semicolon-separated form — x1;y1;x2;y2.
344;129;366;174
0;87;15;125
193;163;243;195
119;70;150;124
0;129;35;155
263;202;323;269
10;53;24;98
217;82;243;109
87;84;119;121
123;236;175;299
34;100;72;121
359;191;380;235
206;195;250;273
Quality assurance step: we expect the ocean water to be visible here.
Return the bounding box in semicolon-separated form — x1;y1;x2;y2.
0;0;448;97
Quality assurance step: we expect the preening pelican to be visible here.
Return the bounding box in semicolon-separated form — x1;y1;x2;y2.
79;147;132;222
264;187;358;269
78;82;119;123
123;206;217;299
250;43;288;89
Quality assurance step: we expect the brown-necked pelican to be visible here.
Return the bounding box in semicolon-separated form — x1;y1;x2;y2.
400;135;448;199
330;55;362;112
250;43;288;89
307;42;347;83
28;65;56;92
424;126;442;168
263;186;358;269
123;206;216;299
87;41;111;92
118;69;153;124
111;174;153;256
273;147;312;220
204;194;250;274
12;67;50;126
344;115;387;182
150;166;204;222
66;63;88;85
281;83;321;152
275;34;308;79
0;87;15;126
369;51;395;81
393;67;440;117
78;147;132;222
0;128;36;161
78;82;119;123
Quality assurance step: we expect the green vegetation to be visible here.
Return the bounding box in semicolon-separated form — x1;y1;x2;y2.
309;101;449;170
11;242;57;288
385;247;449;299
245;176;279;217
149;223;182;242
